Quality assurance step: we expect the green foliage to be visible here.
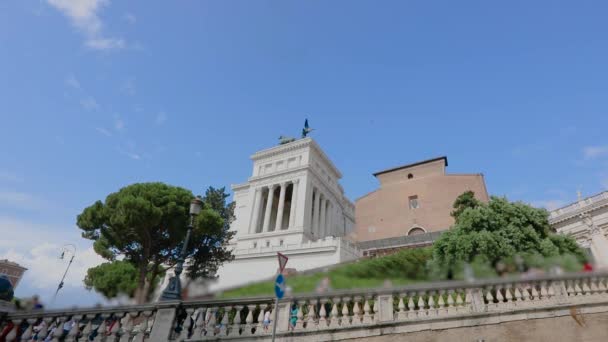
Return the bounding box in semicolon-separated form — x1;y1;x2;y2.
451;190;482;220
77;182;234;302
84;260;166;299
340;248;432;280
433;194;587;272
187;187;236;280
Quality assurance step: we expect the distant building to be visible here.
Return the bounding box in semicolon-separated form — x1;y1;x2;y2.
354;156;489;255
0;260;27;290
549;191;608;268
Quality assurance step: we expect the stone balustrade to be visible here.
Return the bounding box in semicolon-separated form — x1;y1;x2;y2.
3;272;608;341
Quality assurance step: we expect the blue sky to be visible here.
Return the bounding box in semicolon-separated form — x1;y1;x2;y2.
0;1;607;307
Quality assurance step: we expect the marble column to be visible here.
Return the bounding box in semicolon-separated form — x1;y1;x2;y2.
312;188;320;237
288;180;299;229
319;196;327;238
262;185;276;232
326;202;333;236
250;188;263;233
275;183;287;231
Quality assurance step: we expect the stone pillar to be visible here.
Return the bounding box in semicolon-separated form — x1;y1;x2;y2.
288;180;299;229
312;188;320;237
275;183;287;231
319;196;327;238
263;185;276;232
326;202;333;236
249;188;263;234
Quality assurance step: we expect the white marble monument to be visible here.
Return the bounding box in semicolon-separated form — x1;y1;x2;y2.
550;191;608;268
207;137;360;292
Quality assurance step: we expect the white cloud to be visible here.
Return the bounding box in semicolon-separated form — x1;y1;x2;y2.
0;191;46;211
155;112;167;125
46;0;126;51
530;199;567;211
80;96;99;111
95;127;112;137
65;74;81;89
0;216;106;307
86;37;126;50
583;145;608;160
123;13;136;24
118;149;141;160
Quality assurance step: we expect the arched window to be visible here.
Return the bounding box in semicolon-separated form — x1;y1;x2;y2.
407;227;426;236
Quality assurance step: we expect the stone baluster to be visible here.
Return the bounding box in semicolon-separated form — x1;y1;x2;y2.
37;317;53;341
341;297;351;327
597;277;607;292
329;297;340;328
318;298;328;328
530;284;540;301
256;304;266;334
362;296;373;324
231;306;243;336
589;278;599;294
540;281;549;299
192;307;207;338
53;316;68;341
426;291;436;317
351;297;362;325
245;305;255;335
372;298;379;322
574;280;583;296
306;299;318;329
295;301;305;330
4;319;19;341
179;309;194;340
464;289;473;313
20;318;36;341
446;290;456;315
122;313;139;342
417;291;427;318
81;315;93;342
514;285;524;304
94;314;110;342
208;307;218;336
455;290;464;313
485;287;495;308
581;279;592;295
109;313;124;340
438;290;447;316
397;293;407;320
133;311;153;342
407;293;416;318
220;306;230;336
505;284;514;308
66;315;82;342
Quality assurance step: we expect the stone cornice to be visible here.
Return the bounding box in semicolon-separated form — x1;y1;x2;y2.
247;166;308;185
250;138;343;179
549;194;608;225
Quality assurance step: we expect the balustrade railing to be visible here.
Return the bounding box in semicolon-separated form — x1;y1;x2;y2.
3;272;608;341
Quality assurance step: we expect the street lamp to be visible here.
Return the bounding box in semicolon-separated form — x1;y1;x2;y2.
53;244;76;303
160;196;203;301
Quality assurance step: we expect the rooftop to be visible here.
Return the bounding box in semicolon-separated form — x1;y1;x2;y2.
373;156;448;177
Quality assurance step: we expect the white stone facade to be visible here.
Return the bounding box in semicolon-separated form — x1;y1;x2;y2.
549;191;608;268
209;138;359;292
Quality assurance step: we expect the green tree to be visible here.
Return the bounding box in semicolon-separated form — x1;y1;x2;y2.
84;260;166;299
450;190;481;220
77;182;234;303
186;187;235;281
433;194;586;272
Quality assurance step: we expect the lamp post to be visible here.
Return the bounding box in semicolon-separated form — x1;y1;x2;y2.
52;244;76;303
160;196;203;301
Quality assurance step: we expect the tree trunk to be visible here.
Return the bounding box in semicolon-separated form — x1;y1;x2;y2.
136;264;148;304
